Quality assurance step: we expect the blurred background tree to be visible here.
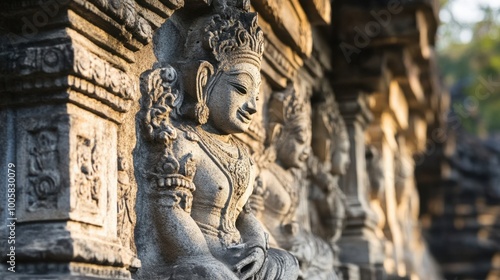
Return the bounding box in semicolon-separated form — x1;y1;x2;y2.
438;0;500;137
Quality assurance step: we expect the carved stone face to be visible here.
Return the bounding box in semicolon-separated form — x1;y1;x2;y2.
206;62;261;135
331;137;350;175
277;119;311;169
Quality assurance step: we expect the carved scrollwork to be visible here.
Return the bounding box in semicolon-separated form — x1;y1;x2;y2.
0;44;72;77
0;43;136;117
27;130;62;212
140;65;182;144
140;64;196;212
73;45;137;101
75;135;102;214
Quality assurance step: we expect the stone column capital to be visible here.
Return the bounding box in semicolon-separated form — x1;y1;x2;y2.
337;90;374;129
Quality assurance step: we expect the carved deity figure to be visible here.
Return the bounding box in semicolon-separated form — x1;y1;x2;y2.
135;2;299;279
252;87;338;280
308;94;350;249
365;145;387;242
117;156;137;253
394;148;419;274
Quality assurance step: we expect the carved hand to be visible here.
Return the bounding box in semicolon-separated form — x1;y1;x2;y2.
231;244;266;280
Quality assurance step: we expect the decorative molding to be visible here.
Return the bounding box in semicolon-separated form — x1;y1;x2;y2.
252;0;312;57
15;262;131;279
263;37;300;83
299;0;331;25
73;44;137;102
85;0;153;44
0;43;136;117
0;43;73;77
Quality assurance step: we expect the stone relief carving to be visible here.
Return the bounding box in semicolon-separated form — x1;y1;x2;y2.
0;43;135;116
250;85;339;279
308;92;349;243
0;44;72;77
75;135;102;214
17;115;69;221
135;2;299;279
27;129;61;212
394;149;419;269
87;0;153;43
68;115;109;226
17;114;108;225
307;92;350;278
73;45;137;103
117;155;137;254
394;150;413;208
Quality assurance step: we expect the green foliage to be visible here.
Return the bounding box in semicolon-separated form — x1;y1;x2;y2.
438;2;500;137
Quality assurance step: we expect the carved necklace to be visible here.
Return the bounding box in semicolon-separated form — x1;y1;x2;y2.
194;126;250;198
267;163;299;225
189;125;252;245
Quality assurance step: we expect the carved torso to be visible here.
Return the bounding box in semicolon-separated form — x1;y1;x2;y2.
173;125;256;256
259;164;298;247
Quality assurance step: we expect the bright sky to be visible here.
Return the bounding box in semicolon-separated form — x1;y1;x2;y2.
439;0;500;43
447;0;500;22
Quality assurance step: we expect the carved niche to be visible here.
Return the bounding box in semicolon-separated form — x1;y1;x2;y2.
17;115;69;222
17;113;109;226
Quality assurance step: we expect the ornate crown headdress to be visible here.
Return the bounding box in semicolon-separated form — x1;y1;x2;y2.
173;6;265;73
269;86;309;128
203;12;265;69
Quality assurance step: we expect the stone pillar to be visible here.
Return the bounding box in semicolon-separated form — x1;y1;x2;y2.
366;79;410;278
0;0;182;278
336;91;385;280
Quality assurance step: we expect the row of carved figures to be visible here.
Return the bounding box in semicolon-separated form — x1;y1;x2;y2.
110;3;422;279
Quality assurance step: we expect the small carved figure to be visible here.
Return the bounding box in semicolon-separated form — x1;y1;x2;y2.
117;156;137;254
308;95;350;247
306;94;350;279
253;86;338;279
136;3;299;279
365;145;386;240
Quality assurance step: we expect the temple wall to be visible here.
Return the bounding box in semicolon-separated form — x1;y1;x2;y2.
0;0;445;279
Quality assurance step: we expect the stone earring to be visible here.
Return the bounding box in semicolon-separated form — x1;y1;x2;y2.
194;61;214;125
195;102;209;125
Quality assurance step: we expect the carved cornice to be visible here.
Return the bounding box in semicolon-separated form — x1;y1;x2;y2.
332;49;391;95
252;0;312;57
0;42;136;121
0;42;135;99
262;37;301;88
257;15;303;88
0;43;73;77
0;1;183;50
80;0;153;44
299;0;331;25
72;44;136;103
0;0;184;123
